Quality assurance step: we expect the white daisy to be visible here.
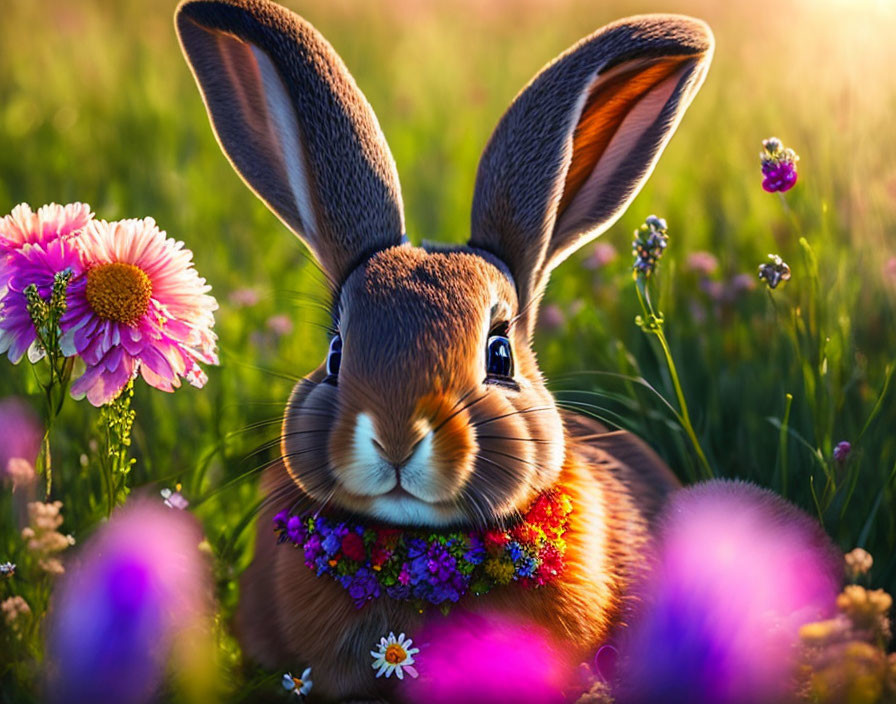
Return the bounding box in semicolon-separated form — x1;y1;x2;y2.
282;668;312;697
370;631;419;680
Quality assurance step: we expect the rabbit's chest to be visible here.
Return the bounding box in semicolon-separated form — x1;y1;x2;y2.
268;452;652;700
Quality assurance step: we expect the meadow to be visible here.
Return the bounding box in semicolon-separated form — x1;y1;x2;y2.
1;0;895;701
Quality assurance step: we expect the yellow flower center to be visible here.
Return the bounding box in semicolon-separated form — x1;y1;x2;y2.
85;262;152;325
384;644;406;665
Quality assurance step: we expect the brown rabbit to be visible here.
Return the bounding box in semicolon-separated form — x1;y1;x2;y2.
176;1;713;700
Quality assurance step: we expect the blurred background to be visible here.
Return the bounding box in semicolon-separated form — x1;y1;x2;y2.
1;0;895;697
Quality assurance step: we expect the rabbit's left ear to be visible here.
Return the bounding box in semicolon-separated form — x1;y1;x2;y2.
470;15;713;332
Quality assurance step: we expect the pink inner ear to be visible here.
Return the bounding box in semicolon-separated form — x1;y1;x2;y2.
215;31;268;129
557;56;693;215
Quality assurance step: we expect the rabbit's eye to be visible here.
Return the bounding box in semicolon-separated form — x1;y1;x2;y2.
324;334;342;385
486;335;513;378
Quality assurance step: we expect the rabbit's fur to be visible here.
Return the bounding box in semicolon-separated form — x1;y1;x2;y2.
176;0;713;699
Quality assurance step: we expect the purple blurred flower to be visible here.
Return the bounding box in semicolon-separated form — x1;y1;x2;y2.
0;397;42;478
760;137;799;193
47;502;211;704
404;610;571;704
833;441;852;464
614;480;842;704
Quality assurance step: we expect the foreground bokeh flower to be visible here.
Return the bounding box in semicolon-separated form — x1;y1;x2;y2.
0;237;83;363
760;137;799;193
60;218;218;406
404;610;570;704
0;203;92;289
47;501;212;704
614;480;842;704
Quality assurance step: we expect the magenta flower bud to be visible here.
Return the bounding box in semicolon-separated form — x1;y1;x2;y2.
759;138;799;193
833;441;851;464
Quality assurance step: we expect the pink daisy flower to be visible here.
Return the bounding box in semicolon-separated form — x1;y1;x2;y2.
0;237;84;364
61;218;218;407
0;202;92;289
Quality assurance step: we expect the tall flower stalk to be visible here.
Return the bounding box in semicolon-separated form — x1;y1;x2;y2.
25;270;75;497
632;216;713;480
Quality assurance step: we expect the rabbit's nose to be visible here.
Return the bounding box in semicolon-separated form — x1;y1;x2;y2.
370;424;430;474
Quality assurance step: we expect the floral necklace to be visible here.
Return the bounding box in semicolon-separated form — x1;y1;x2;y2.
273;486;573;610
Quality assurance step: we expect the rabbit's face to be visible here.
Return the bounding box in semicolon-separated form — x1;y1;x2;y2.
283;245;565;527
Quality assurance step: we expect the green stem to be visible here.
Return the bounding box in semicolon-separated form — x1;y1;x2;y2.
778;393;793;497
635;279;713;480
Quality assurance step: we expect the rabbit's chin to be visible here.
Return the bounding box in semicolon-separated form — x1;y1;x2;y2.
365;492;466;527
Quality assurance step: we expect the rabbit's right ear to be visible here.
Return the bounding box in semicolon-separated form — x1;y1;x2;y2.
175;0;406;286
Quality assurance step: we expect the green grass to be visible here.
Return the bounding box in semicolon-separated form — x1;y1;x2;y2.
1;0;895;699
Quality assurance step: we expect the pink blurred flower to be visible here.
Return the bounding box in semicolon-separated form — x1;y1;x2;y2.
0;237;84;363
540;304;565;332
615;480;842;704
686;251;718;276
404;610;571;704
60;218;218;406
884;256;896;286
0;397;42;475
47;501;211;704
266;313;293;337
228;287;260;307
583;242;618;270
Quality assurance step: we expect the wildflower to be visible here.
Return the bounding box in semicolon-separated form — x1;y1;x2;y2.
0;397;41;473
161;486;189;511
833;440;852;464
583;242;618;270
282;668;313;697
47;502;212;704
836;585;892;641
266;313;293;337
0;202;92;253
844;548;873;581
60;218;218;406
758;253;791;289
21;500;75;575
0;561;15;578
1;595;31;635
228;287;260;307
539;304;565;331
0;237;83;363
760;137;799;193
631;215;669;279
371;631;419;680
685;251;718;276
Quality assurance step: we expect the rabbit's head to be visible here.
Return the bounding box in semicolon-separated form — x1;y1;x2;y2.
177;0;712;527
